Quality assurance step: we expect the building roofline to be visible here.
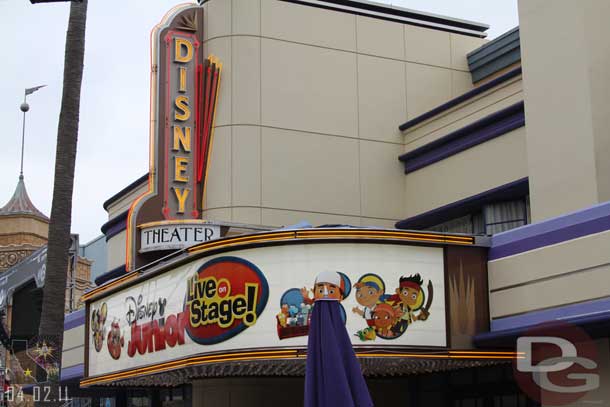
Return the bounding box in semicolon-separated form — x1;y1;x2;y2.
468;26;520;83
102;173;149;211
399;67;522;132
200;0;489;37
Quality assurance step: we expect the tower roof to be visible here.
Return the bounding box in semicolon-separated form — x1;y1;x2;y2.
0;175;48;220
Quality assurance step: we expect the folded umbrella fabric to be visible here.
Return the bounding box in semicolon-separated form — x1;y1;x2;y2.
304;299;374;407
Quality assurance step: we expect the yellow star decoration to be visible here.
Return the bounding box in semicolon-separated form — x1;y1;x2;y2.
24;368;32;377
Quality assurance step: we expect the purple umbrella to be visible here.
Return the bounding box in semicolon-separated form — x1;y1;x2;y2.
304;298;374;407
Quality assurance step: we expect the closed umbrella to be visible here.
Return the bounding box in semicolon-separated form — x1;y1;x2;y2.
304;296;373;407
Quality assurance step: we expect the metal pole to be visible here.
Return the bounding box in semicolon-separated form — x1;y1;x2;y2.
19;93;28;178
19;85;46;178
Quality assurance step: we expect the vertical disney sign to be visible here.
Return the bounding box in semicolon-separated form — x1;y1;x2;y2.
125;4;222;271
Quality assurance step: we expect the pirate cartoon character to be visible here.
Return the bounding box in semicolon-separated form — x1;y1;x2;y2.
389;274;433;335
371;303;401;338
352;274;385;327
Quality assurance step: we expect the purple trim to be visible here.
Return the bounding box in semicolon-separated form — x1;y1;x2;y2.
64;309;85;330
395;177;529;230
100;210;128;240
60;364;84;381
491;296;610;332
399;101;524;174
475;307;610;348
398;67;522;132
94;264;127;286
490;200;610;260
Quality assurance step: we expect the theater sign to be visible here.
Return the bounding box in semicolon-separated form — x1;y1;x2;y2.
86;238;449;378
82;229;492;385
125;4;223;270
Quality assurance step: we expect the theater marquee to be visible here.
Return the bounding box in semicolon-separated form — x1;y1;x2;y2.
85;241;447;379
125;4;222;270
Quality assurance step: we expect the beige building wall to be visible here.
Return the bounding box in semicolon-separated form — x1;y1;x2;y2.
200;0;486;229
403;75;522;152
404;127;527;218
489;230;610;319
106;181;148;220
61;324;85;369
106;230;126;271
519;0;610;222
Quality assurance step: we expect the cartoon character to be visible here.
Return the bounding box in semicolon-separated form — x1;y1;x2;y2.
277;310;288;327
352;274;385;327
91;303;107;352
107;320;124;360
371;303;401;338
388;274;432;336
288;304;300;317
281;303;289;317
355;326;377;341
301;270;348;303
277;272;351;340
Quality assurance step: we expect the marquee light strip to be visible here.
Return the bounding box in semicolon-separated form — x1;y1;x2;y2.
81;349;520;387
187;229;474;255
84;229;475;302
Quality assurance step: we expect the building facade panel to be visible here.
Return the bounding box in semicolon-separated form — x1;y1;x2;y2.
359;140;404;220
203;126;232;210
490;262;610;319
489;229;610;291
404;76;523;151
261;0;357;51
231;36;261;125
106;230;126;271
404;24;451;68
356;15;405;60
357;54;406;144
450;33;487;71
231;125;262;207
261;38;358;137
406;62;453;119
231;0;261;36
404;127;528;218
260;127;361;216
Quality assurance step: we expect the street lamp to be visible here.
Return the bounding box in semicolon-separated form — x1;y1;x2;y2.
19;85;46;178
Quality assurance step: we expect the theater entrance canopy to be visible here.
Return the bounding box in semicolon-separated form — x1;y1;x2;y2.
80;228;506;388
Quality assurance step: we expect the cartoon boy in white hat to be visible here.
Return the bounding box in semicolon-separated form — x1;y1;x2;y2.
301;270;347;303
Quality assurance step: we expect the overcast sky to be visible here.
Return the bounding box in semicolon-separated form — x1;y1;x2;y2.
0;0;518;244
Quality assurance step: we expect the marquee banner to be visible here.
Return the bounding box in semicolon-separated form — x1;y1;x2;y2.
87;242;446;378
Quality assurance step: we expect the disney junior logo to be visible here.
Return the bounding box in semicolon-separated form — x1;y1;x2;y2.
513;321;599;405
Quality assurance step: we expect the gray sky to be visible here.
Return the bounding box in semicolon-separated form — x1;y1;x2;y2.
0;0;518;244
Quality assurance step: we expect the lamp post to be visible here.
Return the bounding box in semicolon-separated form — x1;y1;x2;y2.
19;86;46;179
